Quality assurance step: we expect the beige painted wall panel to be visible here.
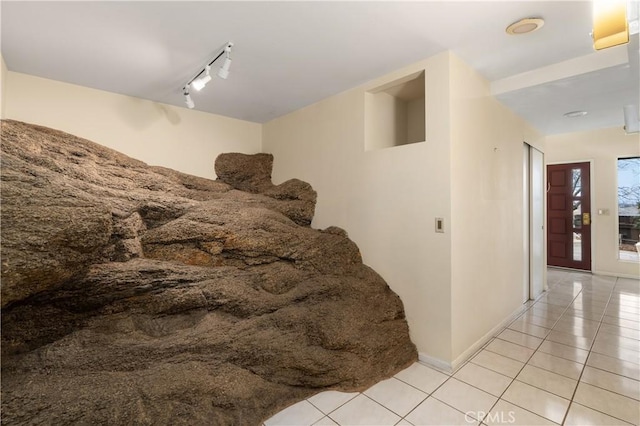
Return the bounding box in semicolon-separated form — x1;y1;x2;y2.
546;127;640;278
355;142;453;362
407;97;426;144
263;52;453;362
4;72;261;179
448;54;544;361
366;92;404;150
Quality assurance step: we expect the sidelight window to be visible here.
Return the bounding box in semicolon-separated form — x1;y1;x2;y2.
618;157;640;262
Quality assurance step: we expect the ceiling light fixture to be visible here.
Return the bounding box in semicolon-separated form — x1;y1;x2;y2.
592;0;629;50
506;17;545;35
563;110;588;118
182;41;234;109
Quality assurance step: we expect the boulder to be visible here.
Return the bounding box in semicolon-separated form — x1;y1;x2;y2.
0;120;417;425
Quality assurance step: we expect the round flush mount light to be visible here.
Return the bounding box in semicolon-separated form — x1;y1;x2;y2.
506;18;545;35
563;110;588;118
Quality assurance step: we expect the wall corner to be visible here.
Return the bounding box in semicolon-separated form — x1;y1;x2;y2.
1;53;8;119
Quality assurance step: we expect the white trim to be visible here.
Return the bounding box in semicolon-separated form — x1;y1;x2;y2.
589;160;596;273
530;146;545;299
523;142;531;304
450;303;530;372
545;159;595;166
548;265;593;274
490;46;628;96
418;352;452;374
593;270;640;279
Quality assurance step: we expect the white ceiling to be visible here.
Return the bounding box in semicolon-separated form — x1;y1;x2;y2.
1;1;639;135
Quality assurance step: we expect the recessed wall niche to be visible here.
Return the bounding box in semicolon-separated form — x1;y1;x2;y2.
365;70;425;151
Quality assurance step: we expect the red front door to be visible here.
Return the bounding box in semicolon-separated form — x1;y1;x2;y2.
547;162;592;271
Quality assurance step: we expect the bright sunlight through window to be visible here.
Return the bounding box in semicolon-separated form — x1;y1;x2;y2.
618;157;640;262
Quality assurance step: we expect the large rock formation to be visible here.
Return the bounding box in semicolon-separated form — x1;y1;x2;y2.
0;120;417;425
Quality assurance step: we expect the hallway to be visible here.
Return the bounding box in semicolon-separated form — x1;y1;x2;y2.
265;269;640;425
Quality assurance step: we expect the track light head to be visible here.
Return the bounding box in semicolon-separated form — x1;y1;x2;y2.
183;88;195;109
185;94;194;109
217;44;233;79
217;57;231;79
191;65;212;91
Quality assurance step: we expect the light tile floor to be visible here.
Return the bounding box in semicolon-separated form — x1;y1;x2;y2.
264;268;640;426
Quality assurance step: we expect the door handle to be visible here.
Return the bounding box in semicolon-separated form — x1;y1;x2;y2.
582;212;591;226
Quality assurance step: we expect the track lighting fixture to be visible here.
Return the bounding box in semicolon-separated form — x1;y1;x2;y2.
182;41;234;109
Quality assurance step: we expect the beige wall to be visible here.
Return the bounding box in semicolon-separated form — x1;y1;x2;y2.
4;72;261;179
264;52;454;363
546;127;640;278
366;91;412;150
263;51;542;367
449;54;544;363
407;97;426;144
0;54;7;119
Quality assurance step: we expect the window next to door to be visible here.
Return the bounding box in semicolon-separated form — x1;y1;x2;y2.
617;157;640;262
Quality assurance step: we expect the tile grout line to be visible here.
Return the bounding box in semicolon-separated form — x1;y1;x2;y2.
485;271;594;425
539;271;640;425
361;391;426;422
306;392;359;420
549;273;601;425
398;358;507;424
292;270;637;426
398;369;459;423
585;361;640;383
486;276;576;425
559;274;617;426
469;275;577;425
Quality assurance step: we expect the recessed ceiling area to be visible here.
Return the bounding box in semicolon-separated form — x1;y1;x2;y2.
1;1;638;135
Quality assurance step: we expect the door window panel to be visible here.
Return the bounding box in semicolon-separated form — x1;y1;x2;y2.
572;168;582;262
573;232;582;261
572;168;582;197
573;200;582;230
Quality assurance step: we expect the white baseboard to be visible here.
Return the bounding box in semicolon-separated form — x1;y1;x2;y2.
593;270;640;280
418;352;453;374
549;266;639;280
418;302;530;374
451;303;529;371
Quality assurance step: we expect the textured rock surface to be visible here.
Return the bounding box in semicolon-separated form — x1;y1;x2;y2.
0;120;417;425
